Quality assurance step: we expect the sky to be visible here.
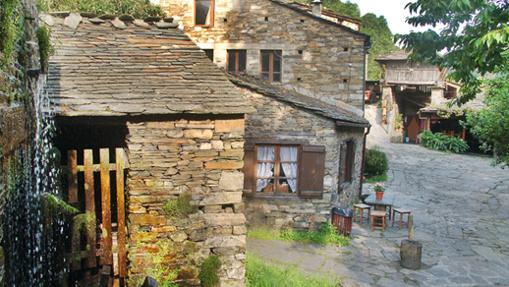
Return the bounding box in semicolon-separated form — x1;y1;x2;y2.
348;0;426;35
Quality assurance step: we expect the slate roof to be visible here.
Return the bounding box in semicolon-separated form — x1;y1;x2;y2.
45;14;253;117
376;50;410;62
228;74;370;128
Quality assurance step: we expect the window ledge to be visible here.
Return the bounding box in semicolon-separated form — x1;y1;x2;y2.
243;191;301;201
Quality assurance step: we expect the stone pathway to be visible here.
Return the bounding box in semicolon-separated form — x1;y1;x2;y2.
248;143;509;286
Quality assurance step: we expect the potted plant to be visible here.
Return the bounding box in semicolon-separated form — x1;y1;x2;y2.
374;184;385;200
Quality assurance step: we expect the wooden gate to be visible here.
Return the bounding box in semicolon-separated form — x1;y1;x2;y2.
65;148;128;286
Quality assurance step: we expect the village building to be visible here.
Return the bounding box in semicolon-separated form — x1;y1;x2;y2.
376;51;484;148
44;14;252;286
158;0;371;230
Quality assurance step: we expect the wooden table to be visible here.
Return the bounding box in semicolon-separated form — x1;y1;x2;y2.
365;194;396;220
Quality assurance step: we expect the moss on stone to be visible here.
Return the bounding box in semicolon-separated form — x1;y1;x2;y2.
41;192;79;217
199;255;221;287
163;192;197;218
36;26;53;74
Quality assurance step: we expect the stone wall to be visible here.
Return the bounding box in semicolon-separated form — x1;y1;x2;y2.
161;0;367;110
126;117;247;287
241;88;365;230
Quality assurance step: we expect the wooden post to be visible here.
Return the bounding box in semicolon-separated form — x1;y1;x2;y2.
408;214;414;241
67;150;78;204
100;148;113;265
84;149;97;268
401;214;421;269
116;148;127;281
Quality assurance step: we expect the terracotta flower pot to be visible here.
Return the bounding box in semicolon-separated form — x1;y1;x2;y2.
375;191;384;201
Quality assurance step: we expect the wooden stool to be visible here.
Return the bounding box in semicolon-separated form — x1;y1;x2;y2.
370;210;387;231
353;203;371;224
392;208;412;228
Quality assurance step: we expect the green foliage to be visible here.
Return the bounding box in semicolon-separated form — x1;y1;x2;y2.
163;192;197;218
396;0;509;103
294;0;361;19
420;130;469;153
373;184;385;193
360;13;399;80
42;192;79;216
246;253;340;287
144;241;179;287
364;149;388;178
466;73;509;166
37;0;163;18
199;255;221;287
248;223;350;247
364;173;387;184
36;26;53;74
394;113;403;131
0;0;24;68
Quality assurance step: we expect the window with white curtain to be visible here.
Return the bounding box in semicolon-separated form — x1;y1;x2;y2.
256;145;298;194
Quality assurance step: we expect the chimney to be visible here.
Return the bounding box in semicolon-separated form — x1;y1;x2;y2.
312;0;322;17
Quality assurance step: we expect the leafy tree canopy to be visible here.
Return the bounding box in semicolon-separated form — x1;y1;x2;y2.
37;0;163;18
295;0;361;19
397;0;509;103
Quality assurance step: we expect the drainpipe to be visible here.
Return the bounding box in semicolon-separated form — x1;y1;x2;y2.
359;125;371;198
312;0;323;17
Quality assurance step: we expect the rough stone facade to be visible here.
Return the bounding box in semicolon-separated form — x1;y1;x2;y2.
240;88;365;230
160;0;368;110
126;117;247;286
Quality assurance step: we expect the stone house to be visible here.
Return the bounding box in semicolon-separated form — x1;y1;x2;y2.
376;51;484;148
157;0;371;229
44;14;252;286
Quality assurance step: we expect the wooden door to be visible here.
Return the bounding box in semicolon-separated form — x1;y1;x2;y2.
407;115;420;143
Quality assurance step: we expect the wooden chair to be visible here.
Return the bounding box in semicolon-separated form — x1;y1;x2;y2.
370;210;387;231
353;203;371;224
392;208;412;228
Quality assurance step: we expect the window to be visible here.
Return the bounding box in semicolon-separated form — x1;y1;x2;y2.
203;49;214;61
343;140;355;183
261;50;282;82
195;0;214;26
227;49;247;74
255;145;298;194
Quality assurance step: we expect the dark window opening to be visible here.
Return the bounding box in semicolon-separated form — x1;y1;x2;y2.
300;19;305;23
343;79;349;83
264;16;269;21
298;50;303;55
344;140;355;183
204;49;214;61
261;50;282;83
227;49;247;74
195;0;214;26
343;47;349;52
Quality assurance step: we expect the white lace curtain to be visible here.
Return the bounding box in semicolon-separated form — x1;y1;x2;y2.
256;146;275;192
280;146;298;193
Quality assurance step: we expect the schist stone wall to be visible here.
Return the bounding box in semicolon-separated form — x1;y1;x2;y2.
241;88;365;229
126;117;247;287
160;0;368;110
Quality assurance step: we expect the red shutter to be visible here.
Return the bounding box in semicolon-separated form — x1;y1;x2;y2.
299;145;326;199
243;145;256;193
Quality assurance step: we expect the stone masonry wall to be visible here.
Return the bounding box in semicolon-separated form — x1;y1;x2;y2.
241;88;365;230
126;117;247;287
161;0;367;110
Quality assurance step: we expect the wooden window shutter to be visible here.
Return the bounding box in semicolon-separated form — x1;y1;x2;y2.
299;145;326;199
243;145;256;192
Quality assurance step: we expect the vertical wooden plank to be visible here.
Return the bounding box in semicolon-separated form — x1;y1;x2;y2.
67;150;78;204
84;149;97;268
100;148;113;265
116;148;127;280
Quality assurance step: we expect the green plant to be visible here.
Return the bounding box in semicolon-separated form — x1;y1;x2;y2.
199;255;221;287
374;184;385;193
246;253;340;287
42;192;79;216
364;149;388;179
0;0;23;68
145;241;180;287
420;130;469;153
364;174;388;184
36;26;53;73
36;0;164;18
163;192;197;218
394;113;404;131
249;223;350;247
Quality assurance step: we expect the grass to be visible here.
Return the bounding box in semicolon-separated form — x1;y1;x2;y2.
364;173;388;183
248;223;350;247
246;253;341;287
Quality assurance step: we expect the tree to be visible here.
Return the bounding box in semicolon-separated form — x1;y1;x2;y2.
360;13;399;80
397;0;509;103
466;74;509;166
295;0;361;19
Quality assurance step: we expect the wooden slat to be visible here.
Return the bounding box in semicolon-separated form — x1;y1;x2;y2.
83;149;97;268
116;148;127;279
67;150;78;204
100;148;113;265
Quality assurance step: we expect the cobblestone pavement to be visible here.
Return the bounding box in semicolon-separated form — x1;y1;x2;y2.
248;143;509;286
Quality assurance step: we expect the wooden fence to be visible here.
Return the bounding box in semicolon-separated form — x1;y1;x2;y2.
65;148;128;286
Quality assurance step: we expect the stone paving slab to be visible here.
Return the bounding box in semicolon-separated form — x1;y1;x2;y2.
248;143;509;286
